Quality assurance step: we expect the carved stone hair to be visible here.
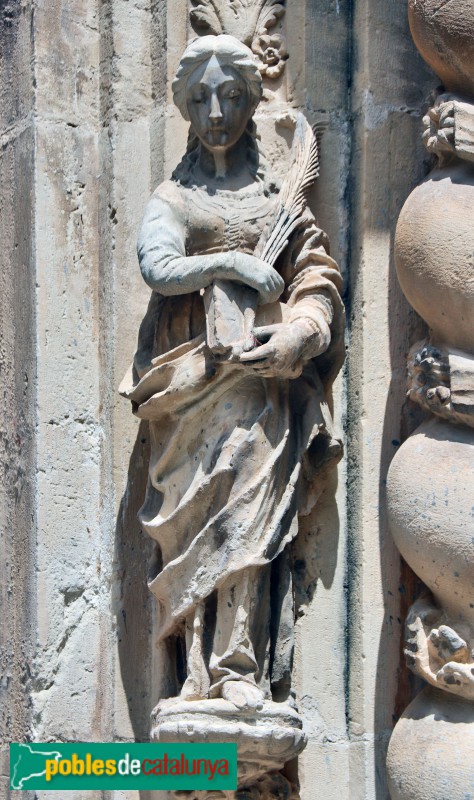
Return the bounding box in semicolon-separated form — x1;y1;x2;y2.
172;34;263;122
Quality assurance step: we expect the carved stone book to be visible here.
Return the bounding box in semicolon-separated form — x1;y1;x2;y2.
203;279;258;356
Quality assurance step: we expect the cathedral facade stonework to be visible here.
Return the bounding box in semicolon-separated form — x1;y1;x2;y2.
1;1;472;798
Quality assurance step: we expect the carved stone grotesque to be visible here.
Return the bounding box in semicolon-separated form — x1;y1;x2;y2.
386;2;474;798
121;32;344;800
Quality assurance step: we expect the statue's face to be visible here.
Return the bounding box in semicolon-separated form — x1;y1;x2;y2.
186;56;252;151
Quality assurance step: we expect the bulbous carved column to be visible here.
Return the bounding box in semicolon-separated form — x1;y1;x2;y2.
386;2;474;798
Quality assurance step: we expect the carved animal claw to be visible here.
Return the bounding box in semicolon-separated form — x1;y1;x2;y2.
404;601;474;700
429;625;470;663
426;385;451;405
437;662;474;699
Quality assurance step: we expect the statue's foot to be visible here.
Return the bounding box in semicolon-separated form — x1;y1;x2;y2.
221;680;264;711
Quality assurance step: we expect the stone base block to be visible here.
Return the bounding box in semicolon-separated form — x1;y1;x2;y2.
151;698;306;798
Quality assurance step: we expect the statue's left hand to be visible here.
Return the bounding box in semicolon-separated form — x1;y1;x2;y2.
239;322;308;378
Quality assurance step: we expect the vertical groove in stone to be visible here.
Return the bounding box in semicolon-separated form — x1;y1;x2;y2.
0;1;37;795
150;0;168;189
347;1;435;796
291;1;353;795
98;0;116;745
106;0;157;743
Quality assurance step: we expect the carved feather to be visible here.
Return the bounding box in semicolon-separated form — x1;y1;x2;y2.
255;113;323;267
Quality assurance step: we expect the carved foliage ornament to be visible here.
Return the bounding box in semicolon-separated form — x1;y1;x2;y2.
190;0;288;78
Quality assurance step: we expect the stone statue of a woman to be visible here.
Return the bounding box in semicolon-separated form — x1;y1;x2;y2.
121;33;344;786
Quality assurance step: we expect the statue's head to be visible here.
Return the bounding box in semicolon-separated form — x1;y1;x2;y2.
173;35;263;152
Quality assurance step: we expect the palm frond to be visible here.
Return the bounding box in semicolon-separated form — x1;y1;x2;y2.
255;113;324;267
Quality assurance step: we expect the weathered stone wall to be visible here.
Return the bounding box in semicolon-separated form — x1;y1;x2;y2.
0;1;440;798
0;2;36;796
346;1;434;795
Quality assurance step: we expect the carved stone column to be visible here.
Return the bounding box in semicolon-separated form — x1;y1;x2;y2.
386;2;474;798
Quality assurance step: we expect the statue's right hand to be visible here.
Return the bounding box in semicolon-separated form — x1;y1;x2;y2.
230;254;285;304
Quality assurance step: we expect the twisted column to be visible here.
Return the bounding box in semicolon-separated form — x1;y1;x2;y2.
386;2;474;798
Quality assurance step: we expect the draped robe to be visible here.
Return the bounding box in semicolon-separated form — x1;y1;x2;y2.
120;176;344;694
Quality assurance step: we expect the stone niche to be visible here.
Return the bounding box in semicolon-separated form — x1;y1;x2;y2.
0;0;449;799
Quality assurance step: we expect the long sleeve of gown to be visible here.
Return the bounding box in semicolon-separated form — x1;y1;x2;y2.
280;209;345;384
138;185;187;292
138;185;232;297
138;182;268;298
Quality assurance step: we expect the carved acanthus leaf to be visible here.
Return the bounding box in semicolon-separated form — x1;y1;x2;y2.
189;0;222;36
256;1;286;34
190;0;287;62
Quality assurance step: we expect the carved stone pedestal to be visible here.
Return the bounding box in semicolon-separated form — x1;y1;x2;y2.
151;698;306;799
